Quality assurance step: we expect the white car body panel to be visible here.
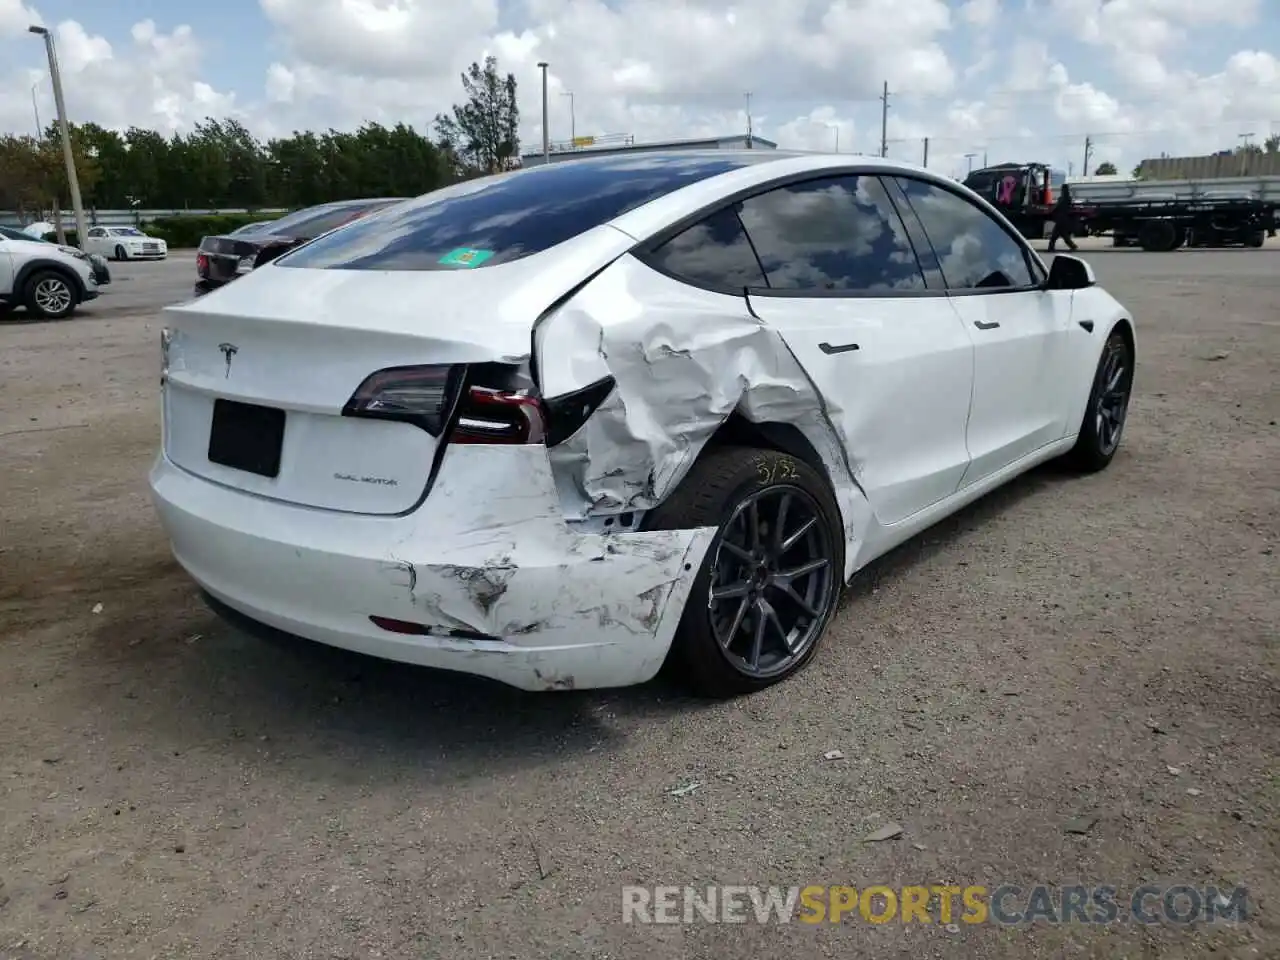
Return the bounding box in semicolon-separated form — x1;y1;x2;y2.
148;151;1136;690
0;235;97;301
151;444;714;691
950;289;1076;484
745;292;976;527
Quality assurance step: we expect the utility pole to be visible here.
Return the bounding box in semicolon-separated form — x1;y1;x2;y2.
744;92;753;146
922;137;929;168
879;81;890;158
562;91;575;143
537;61;550;163
1082;135;1093;177
29;25;86;247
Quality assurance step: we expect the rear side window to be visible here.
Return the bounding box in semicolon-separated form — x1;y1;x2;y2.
892;177;1037;290
276;155;753;272
735;174;928;293
646;207;766;290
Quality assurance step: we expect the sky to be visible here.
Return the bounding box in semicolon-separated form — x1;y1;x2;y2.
1;0;1278;181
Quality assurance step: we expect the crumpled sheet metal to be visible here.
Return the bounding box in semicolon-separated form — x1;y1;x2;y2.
541;253;872;580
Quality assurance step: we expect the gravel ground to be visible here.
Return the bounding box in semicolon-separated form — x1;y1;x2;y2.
1;242;1277;959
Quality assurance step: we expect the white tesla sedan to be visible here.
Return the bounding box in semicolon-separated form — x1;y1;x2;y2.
149;151;1135;697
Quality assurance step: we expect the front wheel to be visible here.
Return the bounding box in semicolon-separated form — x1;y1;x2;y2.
114;244;127;261
24;270;78;320
645;446;845;698
1062;330;1133;473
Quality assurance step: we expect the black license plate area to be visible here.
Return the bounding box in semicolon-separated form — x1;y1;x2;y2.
208;398;286;478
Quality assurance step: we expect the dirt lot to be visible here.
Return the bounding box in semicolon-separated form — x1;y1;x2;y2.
1;243;1277;959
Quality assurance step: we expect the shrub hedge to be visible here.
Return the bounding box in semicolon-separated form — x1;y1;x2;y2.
141;213;276;248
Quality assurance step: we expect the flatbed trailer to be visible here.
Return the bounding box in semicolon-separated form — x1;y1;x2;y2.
1076;197;1276;250
963;162;1279;251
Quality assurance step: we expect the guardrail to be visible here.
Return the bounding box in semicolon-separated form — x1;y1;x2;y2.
0;208;289;228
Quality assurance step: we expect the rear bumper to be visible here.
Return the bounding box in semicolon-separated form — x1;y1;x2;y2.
148;446;715;691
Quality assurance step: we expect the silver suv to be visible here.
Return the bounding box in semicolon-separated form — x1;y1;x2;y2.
0;227;100;319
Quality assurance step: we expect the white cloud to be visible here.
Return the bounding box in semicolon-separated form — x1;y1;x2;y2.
0;0;1276;184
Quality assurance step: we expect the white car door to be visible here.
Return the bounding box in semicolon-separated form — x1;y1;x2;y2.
83;227;108;257
729;173;976;527
888;175;1076;486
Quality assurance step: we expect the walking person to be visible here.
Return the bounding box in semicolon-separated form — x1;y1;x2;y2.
1047;181;1078;252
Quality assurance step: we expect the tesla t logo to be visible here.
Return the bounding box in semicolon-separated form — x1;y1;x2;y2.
218;342;238;377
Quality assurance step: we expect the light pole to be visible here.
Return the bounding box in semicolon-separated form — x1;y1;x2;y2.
824;122;839;153
29;25;87;247
561;91;575;144
31;81;41;137
964;152;977;175
537;61;549;163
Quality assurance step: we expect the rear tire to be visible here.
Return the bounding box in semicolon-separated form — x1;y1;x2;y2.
1138;221;1178;252
645;446;845;698
23;270;78;320
1062;330;1133;473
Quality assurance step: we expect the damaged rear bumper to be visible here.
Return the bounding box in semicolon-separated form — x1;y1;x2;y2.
148;445;715;691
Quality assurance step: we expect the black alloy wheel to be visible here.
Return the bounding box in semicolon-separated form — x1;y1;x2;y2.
709;485;836;679
1063;330;1134;472
645;445;845;697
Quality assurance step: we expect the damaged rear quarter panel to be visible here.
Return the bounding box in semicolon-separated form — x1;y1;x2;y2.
537;251;872;580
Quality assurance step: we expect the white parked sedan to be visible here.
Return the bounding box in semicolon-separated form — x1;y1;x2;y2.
83;225;168;261
148;151;1136;696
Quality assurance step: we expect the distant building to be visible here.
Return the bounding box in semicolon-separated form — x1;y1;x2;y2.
520;133;778;167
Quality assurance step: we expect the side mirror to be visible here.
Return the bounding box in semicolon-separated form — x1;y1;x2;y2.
1047;253;1096;290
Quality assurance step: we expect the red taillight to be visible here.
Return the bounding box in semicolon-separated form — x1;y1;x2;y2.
450;386;547;445
195;253;209;276
342;364;462;436
343;362;603;447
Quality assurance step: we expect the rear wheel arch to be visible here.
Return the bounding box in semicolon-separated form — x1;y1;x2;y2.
703;413;835;491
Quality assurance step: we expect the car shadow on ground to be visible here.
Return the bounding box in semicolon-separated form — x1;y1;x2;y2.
80;459;1076;778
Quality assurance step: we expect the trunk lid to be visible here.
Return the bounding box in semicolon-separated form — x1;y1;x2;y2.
162;224;634;516
198;234;266;284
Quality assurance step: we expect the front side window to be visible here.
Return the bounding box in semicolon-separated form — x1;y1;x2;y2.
892;177;1037;290
734;174;928;293
646;206;766;290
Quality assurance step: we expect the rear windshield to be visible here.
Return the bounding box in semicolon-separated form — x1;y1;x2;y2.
266;201;399;239
275;154;759;271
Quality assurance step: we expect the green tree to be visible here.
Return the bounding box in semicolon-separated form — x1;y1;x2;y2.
1093;161;1117;175
3;113;457;213
434;56;520;175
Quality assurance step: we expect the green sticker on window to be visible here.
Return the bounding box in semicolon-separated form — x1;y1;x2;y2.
438;247;493;268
